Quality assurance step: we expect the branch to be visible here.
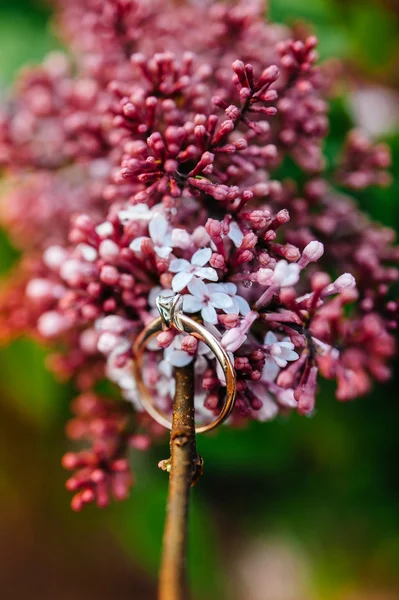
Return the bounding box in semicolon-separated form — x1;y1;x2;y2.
158;362;203;600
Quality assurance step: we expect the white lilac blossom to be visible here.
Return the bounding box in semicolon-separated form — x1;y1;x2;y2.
207;283;251;315
265;332;299;368
130;213;173;258
255;260;301;308
228;221;244;247
118;203;152;224
95;221;115;238
161;334;211;368
221;312;259;352
183;278;234;324
170;248;218;292
261;331;299;382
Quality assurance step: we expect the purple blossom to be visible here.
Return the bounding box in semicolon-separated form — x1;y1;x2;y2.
0;0;397;510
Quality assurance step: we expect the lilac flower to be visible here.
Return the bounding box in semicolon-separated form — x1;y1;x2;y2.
265;332;299;368
256;260;301;307
130;213;173;258
207;283;250;315
228;222;244;247
221;311;259;352
162;334;211;368
247;382;279;421
170;248;218;292
37;311;72;337
118;204;152;224
261;331;299;382
183;278;234;324
258;260;301;288
163;334;194;368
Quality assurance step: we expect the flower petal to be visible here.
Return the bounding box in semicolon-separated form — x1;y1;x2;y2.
171;228;191;249
282;349;299;362
223;298;240;314
149;214;168;244
119;204;152;223
210;292;234;310
168;350;193;367
277;388;297;408
191;247;212;266
197;341;212;356
256;396;279;421
169;258;190;273
195;267;218;281
221;327;246;352
159;359;173;378
155;245;173;258
248;382;279;420
201;303;218;324
279;340;295;350
235;294;251;315
261;358;280;382
283;265;300;286
222;282;237;295
228;222;244;247
264;331;277;345
187;277;208;297
206;283;224;294
274;356;287;368
172;271;193;292
183;294;204;313
130;236;147;252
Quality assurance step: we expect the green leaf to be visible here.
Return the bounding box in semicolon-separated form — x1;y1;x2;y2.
0;4;58;86
0;338;66;427
346;3;398;70
0;228;19;275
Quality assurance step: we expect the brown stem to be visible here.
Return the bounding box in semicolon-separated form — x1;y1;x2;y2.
158;363;203;600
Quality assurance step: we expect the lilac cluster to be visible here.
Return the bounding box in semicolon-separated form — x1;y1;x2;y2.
0;0;397;509
62;392;152;511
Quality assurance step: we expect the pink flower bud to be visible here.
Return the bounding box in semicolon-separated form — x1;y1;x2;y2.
322;273;356;296
181;335;198;355
156;330;175;348
298;241;324;267
37;311;71;338
100;265;119;286
99;239;120;260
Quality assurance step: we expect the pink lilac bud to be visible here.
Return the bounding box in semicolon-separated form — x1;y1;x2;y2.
210;253;226;269
43;245;69;270
298;241;324;268
38;311;71;337
97;332;121;354
181;335;198;355
322;273;356;296
99;240;120;260
157;330;175;348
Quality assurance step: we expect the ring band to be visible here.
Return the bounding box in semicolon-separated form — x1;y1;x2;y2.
132;294;237;434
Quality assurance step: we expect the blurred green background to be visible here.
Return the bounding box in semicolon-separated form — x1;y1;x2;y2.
0;1;398;599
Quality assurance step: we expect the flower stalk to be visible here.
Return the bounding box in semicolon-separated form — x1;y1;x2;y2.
159;363;203;600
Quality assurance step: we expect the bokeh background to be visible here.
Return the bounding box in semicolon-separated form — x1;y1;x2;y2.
0;1;398;599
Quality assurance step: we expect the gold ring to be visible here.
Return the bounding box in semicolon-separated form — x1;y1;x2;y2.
132;294;237;434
